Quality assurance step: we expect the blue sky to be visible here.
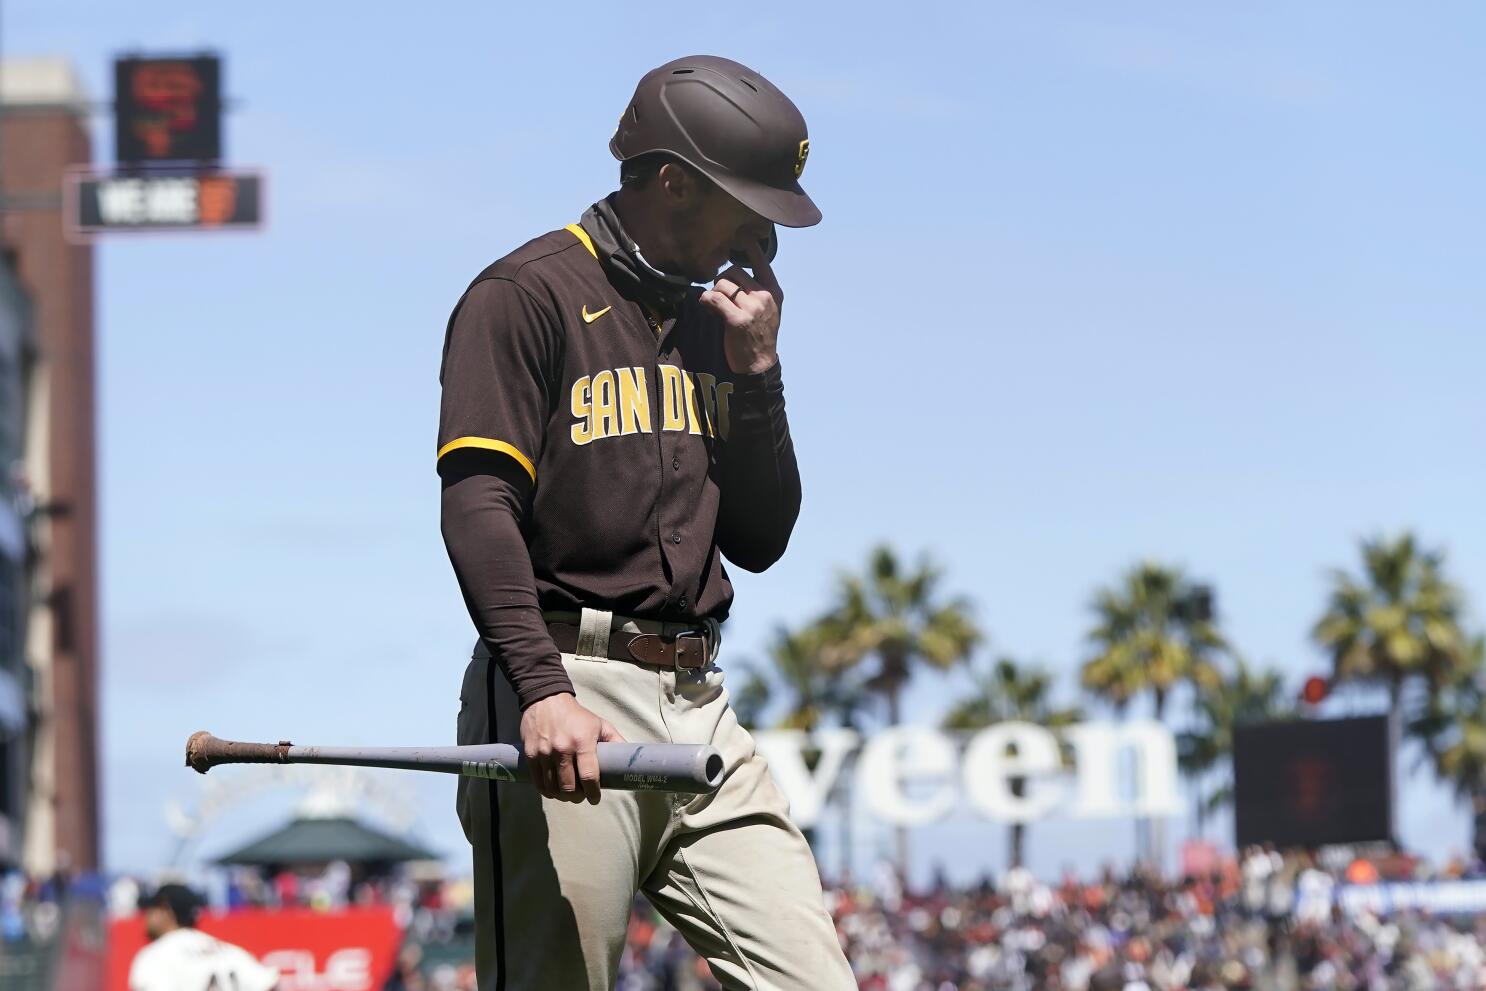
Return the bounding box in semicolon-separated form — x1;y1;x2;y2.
9;2;1484;882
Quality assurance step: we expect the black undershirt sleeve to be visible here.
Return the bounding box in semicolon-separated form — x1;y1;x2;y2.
715;361;802;572
440;459;574;710
438;276;572;711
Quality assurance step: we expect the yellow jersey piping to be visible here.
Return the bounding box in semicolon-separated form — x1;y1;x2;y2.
565;223;597;259
436;437;536;483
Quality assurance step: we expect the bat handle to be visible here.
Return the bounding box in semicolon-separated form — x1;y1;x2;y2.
186;731;293;774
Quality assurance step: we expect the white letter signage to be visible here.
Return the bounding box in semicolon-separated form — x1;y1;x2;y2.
753;720;1181;829
858;726;959;826
752;728;858;830
962;722;1063;822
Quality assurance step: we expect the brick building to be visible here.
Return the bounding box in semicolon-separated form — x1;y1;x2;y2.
0;57;100;874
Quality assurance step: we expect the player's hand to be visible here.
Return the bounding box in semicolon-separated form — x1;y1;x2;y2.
519;693;625;805
701;240;784;375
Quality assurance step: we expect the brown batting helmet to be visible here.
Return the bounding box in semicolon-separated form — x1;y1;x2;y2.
610;56;821;228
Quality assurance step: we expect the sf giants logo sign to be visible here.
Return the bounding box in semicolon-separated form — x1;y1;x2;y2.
260;948;373;991
106;908;400;991
570;366;735;445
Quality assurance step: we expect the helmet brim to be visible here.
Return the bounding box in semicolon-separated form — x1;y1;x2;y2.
610;139;823;228
710;170;822;229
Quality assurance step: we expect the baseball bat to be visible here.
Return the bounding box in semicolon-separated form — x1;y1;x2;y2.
185;731;725;794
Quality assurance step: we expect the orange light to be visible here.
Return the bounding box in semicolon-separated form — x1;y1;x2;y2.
197;176;238;226
1301;676;1330;706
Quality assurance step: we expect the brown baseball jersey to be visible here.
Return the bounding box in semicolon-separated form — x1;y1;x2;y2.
437;222;800;703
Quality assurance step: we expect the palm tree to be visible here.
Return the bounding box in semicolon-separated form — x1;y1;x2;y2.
819;545;982;875
763;623;838;731
1082;562;1224;864
1409;635;1486;802
1176;658;1295;835
732;623;871;731
1313;533;1470;722
943;656;1082;868
1081;562;1224;721
729;668;772;732
820;546;982;725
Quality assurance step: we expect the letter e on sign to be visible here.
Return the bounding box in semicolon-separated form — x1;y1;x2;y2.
327;948;372;989
859;727;957;826
261;946;372;991
962;722;1063;823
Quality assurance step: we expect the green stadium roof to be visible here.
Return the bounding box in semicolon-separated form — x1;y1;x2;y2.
212;816;436;867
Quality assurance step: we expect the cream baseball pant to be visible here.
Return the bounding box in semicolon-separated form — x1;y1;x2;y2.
455;609;856;991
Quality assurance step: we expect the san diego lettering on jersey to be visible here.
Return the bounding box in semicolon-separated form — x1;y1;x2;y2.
570;366;735;446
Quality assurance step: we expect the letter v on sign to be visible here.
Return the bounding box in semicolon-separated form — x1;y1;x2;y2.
751;729;859;829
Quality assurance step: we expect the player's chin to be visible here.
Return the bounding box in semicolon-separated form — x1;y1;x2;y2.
696;249;734;283
690;265;724;286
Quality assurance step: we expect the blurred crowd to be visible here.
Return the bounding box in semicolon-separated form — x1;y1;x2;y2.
0;869;69;947
618;848;1486;991
107;863;472;922
10;845;1486;990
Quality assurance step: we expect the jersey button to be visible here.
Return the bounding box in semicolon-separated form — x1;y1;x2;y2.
670;531;682;544
678;596;688;610
671;456;680;471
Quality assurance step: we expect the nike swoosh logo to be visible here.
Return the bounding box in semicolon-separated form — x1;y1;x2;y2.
581;304;612;324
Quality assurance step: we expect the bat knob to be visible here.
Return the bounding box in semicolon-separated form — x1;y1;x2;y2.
185;731;218;774
184;731;294;773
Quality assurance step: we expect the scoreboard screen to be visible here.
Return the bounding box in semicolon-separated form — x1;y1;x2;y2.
1233;715;1393;848
114;55;222;165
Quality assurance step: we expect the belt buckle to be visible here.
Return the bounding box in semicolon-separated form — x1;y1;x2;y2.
672;631;708;669
626;626;711;668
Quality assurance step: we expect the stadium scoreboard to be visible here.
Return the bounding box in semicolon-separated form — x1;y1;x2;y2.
1233;715;1394;849
114;55;222;165
64;52;263;239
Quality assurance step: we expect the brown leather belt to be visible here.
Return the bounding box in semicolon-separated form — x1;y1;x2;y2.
546;622;713;669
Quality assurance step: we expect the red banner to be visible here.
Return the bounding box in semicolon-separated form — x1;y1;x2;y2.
107;906;403;991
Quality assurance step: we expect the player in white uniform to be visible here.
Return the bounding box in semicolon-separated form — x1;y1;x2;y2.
128;884;279;991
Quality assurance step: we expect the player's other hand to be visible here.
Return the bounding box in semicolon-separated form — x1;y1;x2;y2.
701;239;784;376
519;694;625;805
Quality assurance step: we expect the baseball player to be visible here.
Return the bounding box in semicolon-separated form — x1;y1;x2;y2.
128;883;279;991
439;56;854;990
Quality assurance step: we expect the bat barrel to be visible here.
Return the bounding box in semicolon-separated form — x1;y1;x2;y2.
598;742;726;794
